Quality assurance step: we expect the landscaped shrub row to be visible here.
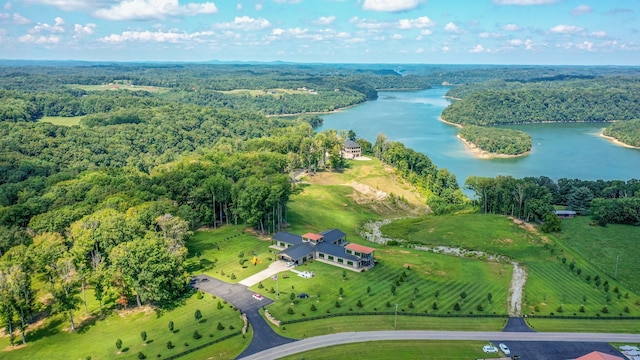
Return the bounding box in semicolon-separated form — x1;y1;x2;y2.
527;314;640;320
279;311;506;325
162;331;242;360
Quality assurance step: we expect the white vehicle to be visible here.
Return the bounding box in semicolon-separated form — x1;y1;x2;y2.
298;270;315;279
483;345;498;353
499;343;511;355
252;293;264;301
286;261;296;267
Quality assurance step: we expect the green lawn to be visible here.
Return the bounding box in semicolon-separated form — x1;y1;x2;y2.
39;116;84;126
553;216;640;293
526;318;640;333
186;225;274;282
277;340;505;360
0;294;248;360
275;315;505;338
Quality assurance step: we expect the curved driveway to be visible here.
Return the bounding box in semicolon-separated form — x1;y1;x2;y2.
240;330;640;360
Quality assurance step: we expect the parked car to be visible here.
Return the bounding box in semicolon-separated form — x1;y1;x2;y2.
297;293;309;298
286;261;295;267
499;343;511;355
252;293;264;301
483;345;498;353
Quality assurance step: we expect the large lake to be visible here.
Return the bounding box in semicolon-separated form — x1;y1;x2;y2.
319;87;640;185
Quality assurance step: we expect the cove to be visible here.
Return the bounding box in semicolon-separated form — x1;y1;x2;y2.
318;87;640;185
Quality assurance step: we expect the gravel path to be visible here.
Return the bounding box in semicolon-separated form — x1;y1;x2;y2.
360;219;528;317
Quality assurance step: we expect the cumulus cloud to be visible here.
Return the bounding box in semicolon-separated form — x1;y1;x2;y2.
31;17;65;34
420;29;432;36
313;16;336;25
508;38;534;50
397;16;434;29
349;16;386;30
479;32;502;38
100;29;213;43
0;12;31;24
213;16;270;31
255;3;263;11
444;22;463;33
74;23;97;36
362;0;420;12
502;23;521;32
590;31;607;38
571;5;592;16
391;33;403;40
469;44;487;53
94;0;218;21
19;34;61;44
549;24;584;34
576;41;594;50
236;3;242;11
493;0;559;5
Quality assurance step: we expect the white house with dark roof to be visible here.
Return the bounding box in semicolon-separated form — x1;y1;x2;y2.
272;229;375;271
342;139;362;159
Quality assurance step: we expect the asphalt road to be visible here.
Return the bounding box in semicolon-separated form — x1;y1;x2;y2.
238;330;640;360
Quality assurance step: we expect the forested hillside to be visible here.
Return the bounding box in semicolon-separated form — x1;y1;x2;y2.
603;119;640;148
458;125;531;156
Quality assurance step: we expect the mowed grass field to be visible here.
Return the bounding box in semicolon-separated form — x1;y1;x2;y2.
553;216;640;293
39;115;84;126
186;225;274;282
381;214;640;321
277;340;505;360
0;294;247;360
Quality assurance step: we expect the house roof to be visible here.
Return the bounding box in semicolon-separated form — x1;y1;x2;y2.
344;139;360;148
576;351;624;360
273;231;302;245
319;229;346;243
278;243;315;261
345;243;376;254
316;242;360;261
555;210;577;215
302;233;324;241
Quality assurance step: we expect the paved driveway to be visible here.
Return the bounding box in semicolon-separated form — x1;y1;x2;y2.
238;261;289;287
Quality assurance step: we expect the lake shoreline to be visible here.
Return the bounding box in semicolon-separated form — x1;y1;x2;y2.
599;130;640;150
439;117;529;159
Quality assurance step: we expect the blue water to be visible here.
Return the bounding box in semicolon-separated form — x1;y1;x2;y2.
319;87;640;185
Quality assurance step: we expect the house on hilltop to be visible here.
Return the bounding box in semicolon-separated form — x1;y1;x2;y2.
342;139;362;159
272;229;375;271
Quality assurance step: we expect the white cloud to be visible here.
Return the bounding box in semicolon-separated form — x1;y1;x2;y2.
549;24;584;34
255;3;263;11
444;22;463;33
236;3;242;11
420;29;432;36
0;12;31;24
590;31;607;38
213;16;270;31
24;0;99;11
397;16;434;29
480;32;502;38
313;16;336;25
570;5;592;16
391;33;403;40
362;0;420;12
469;44;487;53
19;34;61;44
502;23;521;32
74;23;97;36
274;0;301;3
416;47;424;53
493;0;559;5
100;29;213;43
576;41;593;51
349;16;387;30
508;38;534;50
441;46;450;52
32;17;65;34
508;39;523;45
94;0;218;21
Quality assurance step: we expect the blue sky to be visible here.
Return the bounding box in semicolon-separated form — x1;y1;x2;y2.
1;0;638;64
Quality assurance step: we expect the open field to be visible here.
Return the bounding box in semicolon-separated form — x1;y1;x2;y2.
273;315;505;339
380;214;640;318
0;294;247;360
219;88;315;96
526;318;640;333
277;340;504;360
39;115;84;126
186;225;274;282
552;216;640;293
66;84;171;93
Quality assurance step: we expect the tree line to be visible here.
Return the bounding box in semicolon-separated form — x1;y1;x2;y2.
458;125;532;156
603;119;640;148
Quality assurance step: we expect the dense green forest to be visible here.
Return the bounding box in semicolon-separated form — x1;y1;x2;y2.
458;125;532;156
603;119;640;148
442;77;640;125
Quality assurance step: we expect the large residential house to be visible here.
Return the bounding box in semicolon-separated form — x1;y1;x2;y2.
272;229;375;271
342;139;362;159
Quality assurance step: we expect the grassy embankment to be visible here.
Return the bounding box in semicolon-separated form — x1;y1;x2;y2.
277;340;504;360
0;294;247;360
39;115;85;126
382;214;640;333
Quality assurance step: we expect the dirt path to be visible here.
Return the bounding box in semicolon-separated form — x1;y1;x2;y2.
360;219;528;317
